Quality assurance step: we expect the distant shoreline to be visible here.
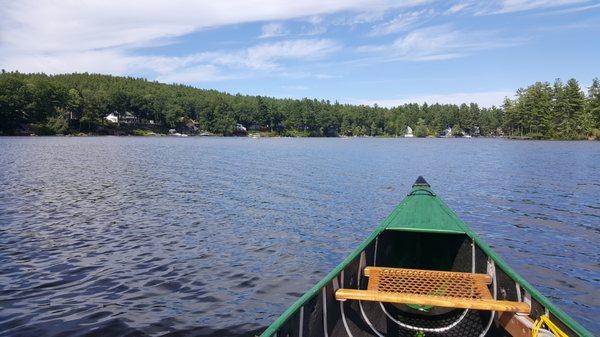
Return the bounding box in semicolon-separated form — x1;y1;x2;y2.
2;73;599;142
1;133;597;141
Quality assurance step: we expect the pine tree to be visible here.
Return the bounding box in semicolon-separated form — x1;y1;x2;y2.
502;97;517;135
587;78;600;130
511;88;528;136
520;82;552;137
66;88;83;120
552;79;568;138
538;83;554;136
563;79;587;137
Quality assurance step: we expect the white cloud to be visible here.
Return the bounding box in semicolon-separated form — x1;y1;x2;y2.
1;1;390;47
369;9;435;36
536;2;600;14
0;37;338;84
247;39;338;68
156;65;233;83
447;3;470;14
278;71;337;79
497;0;589;13
359;91;515;108
0;0;420;76
151;39;338;82
328;0;431;26
447;0;590;15
282;84;309;90
259;23;288;39
305;16;324;25
0;49;138;75
359;25;522;61
206;39;339;70
260;19;328;40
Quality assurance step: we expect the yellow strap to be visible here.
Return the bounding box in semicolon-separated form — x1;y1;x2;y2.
532;317;544;337
532;314;569;337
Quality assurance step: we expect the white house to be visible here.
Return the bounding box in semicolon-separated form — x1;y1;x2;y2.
234;123;248;135
120;112;137;124
105;113;119;123
404;126;414;138
235;123;247;132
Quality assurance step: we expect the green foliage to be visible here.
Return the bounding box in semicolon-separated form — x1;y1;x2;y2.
211;114;236;135
30;115;69;135
78;115;100;132
48;114;69;134
502;78;594;139
413;125;428;137
526;132;545;140
132;129;157;136
281;129;310;137
452;124;463;137
586;78;600;129
0;72;597;139
414;119;429;137
0;75;30;133
564;79;587;136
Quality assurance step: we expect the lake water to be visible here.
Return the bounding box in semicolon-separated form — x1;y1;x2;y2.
0;137;598;336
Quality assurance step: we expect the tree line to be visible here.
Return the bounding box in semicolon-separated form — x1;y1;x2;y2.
1;71;599;139
503;78;600;139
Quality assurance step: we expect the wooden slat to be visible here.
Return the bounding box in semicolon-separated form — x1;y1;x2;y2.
364;266;492;284
366;268;380;291
346;266;530;313
335;289;531;314
475;280;493;300
498;313;534;337
498;313;554;337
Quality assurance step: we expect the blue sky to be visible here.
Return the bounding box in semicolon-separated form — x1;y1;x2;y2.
1;0;599;107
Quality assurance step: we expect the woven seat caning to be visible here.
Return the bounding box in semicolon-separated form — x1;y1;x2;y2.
335;267;531;314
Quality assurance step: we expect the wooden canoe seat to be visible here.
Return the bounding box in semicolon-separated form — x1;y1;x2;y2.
335;267;530;314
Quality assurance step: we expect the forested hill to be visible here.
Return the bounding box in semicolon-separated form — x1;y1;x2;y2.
1;71;599;139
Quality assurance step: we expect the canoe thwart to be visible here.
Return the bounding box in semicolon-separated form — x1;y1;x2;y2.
335;266;530;314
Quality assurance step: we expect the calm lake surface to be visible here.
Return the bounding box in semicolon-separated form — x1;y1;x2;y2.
0;137;598;336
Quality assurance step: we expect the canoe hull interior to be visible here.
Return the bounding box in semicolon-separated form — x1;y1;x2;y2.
261;178;591;337
266;230;582;337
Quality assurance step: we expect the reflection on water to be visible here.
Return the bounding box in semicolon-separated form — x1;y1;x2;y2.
0;137;598;336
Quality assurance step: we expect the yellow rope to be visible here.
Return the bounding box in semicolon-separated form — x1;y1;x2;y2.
531;314;569;337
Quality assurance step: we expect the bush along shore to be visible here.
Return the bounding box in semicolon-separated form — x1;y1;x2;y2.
1;71;599;140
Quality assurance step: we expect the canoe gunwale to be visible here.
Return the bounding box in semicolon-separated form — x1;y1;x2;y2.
434;188;593;337
260;225;384;337
384;227;466;234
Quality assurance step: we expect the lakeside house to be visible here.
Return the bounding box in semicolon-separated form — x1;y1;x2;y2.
234;123;248;136
440;127;452;138
105;113;119;123
104;111;138;124
121;112;137;124
248;124;262;131
404;126;414;138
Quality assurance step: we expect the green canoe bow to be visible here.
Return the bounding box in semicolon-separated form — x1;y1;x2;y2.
260;177;592;337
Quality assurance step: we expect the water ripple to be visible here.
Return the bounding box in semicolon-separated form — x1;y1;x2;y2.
0;137;598;336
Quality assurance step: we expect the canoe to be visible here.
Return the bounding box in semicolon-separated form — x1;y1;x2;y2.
260;177;592;337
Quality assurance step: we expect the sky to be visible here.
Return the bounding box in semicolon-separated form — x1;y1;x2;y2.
0;0;599;107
